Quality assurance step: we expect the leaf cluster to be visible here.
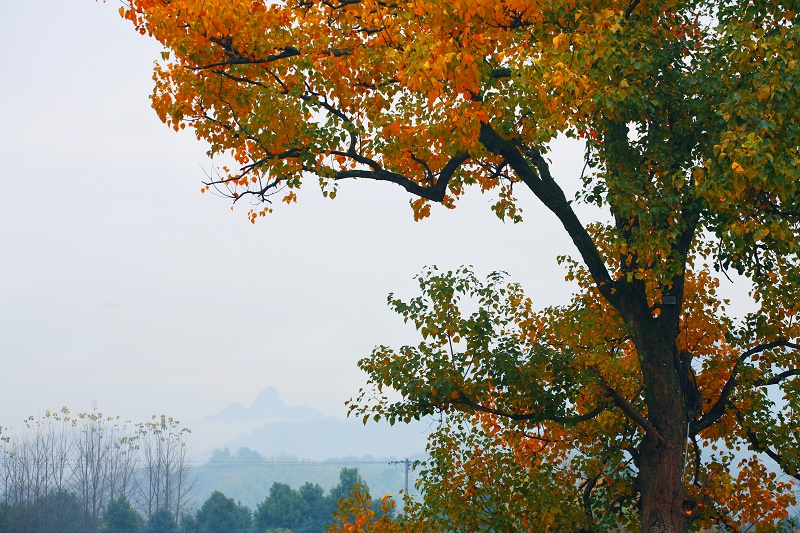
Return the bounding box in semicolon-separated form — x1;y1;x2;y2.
350;266;799;531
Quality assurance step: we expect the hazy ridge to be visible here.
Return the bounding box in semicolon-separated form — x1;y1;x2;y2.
188;387;428;508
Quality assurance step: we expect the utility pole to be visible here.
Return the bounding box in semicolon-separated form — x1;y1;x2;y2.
389;458;412;494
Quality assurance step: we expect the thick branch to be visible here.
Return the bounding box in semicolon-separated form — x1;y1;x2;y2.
333;152;469;201
582;474;599;523
691;340;800;434
477;123;620;308
605;386;665;444
733;410;800;481
754;367;800;386
624;0;641;19
195;46;301;70
490;68;512;79
446;391;608;425
659;204;701;332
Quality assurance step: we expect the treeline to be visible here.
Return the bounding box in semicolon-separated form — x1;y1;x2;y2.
2;467;382;533
179;468;385;533
1;411;392;533
196;447;414;509
0;409;194;532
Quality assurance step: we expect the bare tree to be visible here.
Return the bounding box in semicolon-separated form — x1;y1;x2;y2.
134;415;195;521
106;422;138;502
39;410;76;531
74;409;115;531
0;411;78;531
0;409;195;531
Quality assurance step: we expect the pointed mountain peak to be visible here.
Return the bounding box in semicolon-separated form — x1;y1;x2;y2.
202;386;328;425
250;387;286;413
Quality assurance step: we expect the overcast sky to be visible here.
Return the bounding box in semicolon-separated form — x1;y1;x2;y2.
1;1;750;431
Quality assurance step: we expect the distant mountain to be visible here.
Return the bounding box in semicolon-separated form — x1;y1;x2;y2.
189;387;427;460
192;448;426;510
204;386;326;423
225;417;428;460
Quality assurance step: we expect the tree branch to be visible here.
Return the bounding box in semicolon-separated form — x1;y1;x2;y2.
660;203;701;331
691;340;800;434
444;391;608;425
624;0;641;19
733;409;800;481
753;367;800;386
333;152;469;202
582;473;599;523
490;68;512;79
604;385;665;444
477;122;621;309
194;46;301;70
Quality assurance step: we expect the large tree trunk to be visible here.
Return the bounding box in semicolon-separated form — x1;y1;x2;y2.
478;118;702;532
633;322;694;533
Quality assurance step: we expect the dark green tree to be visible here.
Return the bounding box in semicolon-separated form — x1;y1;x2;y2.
234;448;262;464
195;491;251;533
252;469;376;533
103;495;142;532
179;511;197;533
1;491;86;533
252;483;307;533
327;469;366;505
44;490;87;533
297;483;332;533
146;508;179;533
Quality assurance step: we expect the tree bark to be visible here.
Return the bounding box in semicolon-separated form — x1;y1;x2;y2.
631;319;695;533
637;341;696;533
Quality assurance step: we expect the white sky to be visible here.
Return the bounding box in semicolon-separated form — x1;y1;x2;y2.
0;1;749;431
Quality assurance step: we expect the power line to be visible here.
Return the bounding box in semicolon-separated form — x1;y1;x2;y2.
0;458;405;469
191;459;397;469
388;458;414;494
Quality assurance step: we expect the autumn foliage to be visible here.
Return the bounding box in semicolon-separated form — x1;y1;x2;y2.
112;0;800;531
348;266;798;532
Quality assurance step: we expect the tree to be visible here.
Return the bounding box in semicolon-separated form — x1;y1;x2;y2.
351;267;798;532
328;469;367;506
135;416;196;521
115;0;800;532
195;491;251;533
0;489;86;533
103;495;143;532
0;410;193;532
252;469;375;533
179;510;197;533
328;485;396;533
299;482;337;533
0;410;88;532
74;409;137;531
147;508;180;533
252;482;307;533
